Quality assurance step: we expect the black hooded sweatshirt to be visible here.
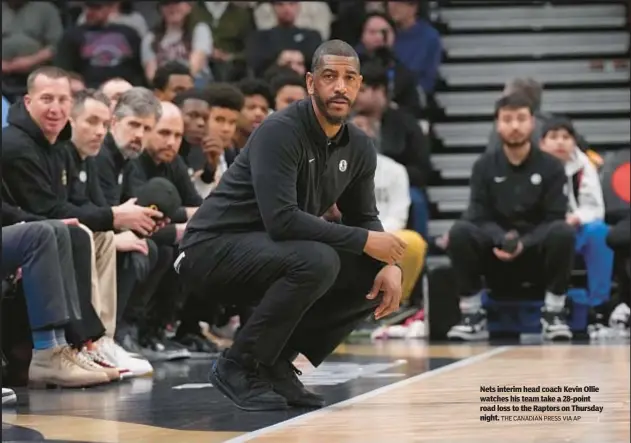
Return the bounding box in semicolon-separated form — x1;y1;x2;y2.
2;100;114;231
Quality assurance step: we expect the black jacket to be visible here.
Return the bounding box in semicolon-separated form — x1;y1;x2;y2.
66;143;109;208
2;101;114;231
467;145;567;248
380;107;431;189
94;133;139;206
130;152;204;244
181;99;383;253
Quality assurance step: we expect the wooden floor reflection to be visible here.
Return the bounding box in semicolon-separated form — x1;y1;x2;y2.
3;343;629;443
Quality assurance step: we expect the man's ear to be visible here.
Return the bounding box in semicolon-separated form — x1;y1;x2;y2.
305;72;314;96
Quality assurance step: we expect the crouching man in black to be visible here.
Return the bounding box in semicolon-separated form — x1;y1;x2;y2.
446;93;576;342
177;41;406;411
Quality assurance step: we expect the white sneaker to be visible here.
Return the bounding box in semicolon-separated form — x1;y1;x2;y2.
95;337;153;377
609;303;630;336
2;387;16;406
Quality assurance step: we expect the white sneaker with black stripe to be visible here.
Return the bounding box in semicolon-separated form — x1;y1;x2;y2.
541;308;572;341
609;302;630;338
2;387;16;406
447;309;490;341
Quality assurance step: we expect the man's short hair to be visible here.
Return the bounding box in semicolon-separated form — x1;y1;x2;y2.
235;79;274;108
71;89;111;117
153;61;191;91
172;88;210;107
494;92;534;117
311;39;360;72
26;66;69;93
504;77;543;111
270;72;306;98
360;60;388;89
206;83;245;112
541;116;577;140
113;87;163;121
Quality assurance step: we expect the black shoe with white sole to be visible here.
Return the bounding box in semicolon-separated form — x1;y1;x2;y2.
541;308;573;341
208;352;288;411
447;309;489;341
2;387;16;406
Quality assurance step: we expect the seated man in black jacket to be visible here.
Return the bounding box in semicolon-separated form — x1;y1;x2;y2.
446;93;576;342
127;101;209;357
2;67;158;376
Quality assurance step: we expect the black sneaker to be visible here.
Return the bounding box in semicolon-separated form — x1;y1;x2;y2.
446;309;489;341
262;359;325;408
541;307;573;341
209;351;288;411
174;333;220;359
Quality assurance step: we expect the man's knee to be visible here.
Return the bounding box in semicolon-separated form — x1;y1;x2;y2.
289;241;341;286
545;220;576;247
447;220;479;248
27;221;57;246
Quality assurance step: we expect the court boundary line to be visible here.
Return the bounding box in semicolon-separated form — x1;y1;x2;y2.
224;345;512;442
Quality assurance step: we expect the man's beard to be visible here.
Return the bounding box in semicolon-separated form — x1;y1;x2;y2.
312;92;349;125
502;134;529;149
121;145;141;159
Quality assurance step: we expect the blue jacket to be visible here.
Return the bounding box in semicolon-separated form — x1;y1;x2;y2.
393;20;442;94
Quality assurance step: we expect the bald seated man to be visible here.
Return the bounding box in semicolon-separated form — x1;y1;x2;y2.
99;78;133;112
125;101;211;357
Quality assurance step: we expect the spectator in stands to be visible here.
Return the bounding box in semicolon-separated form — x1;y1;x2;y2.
1;0;63;99
99;78;133;112
2;189;126;378
172;89;211;178
606;211;630;336
2;96;9;128
351;113;427;304
254;1;332;40
539;117;613;314
353;60;432;234
189;1;255;81
192;83;245;197
487;78;593;157
446;93;575;342
2;221;112;388
355;12;423;117
67;72;86;94
271;71;307;111
141;1;213;84
387;1;441;96
275;49;307;77
95;87;162;206
77;1;149;38
2;69;158;375
246;1;322;78
129;102;214;356
152;62;194;103
234;79;273;151
54;1;145;88
330;0;386;47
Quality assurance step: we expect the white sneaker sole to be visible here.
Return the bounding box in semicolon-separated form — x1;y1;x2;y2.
447;329;490;341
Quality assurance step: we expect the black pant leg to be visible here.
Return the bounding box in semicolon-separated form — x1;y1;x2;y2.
179;232;341;366
446;220;494;296
539;221;576;295
285;252;383;366
66;225;106;344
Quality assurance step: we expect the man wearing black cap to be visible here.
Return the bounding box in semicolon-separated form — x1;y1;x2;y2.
178;40;406;411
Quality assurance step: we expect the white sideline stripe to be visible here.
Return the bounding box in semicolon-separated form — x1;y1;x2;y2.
224;346;512;442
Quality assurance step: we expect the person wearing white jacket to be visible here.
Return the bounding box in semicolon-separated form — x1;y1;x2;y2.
540;117;614;308
351;114;427;303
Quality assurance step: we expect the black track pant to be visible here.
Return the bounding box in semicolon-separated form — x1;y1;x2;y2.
178;232;382;367
447;220;575;298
